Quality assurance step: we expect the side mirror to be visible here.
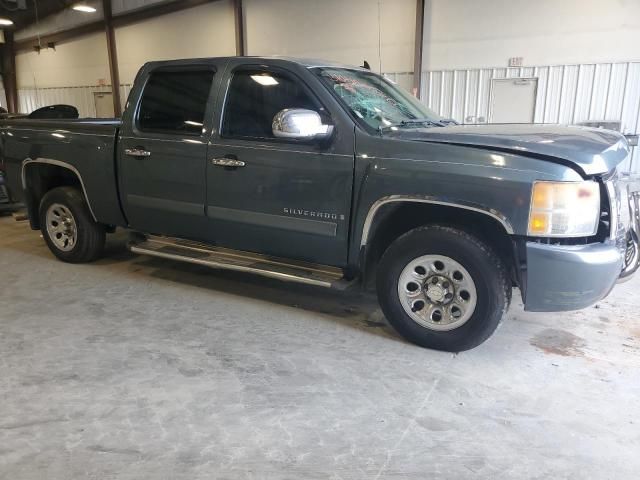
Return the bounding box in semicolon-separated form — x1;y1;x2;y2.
272;108;333;140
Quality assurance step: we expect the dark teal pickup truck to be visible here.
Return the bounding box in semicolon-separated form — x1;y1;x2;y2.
1;57;638;351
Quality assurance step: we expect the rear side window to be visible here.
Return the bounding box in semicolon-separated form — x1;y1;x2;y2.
222;69;318;139
137;69;214;135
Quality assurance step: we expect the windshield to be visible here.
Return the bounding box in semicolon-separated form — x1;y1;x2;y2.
314;67;442;132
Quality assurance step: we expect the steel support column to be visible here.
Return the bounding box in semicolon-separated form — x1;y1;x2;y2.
233;0;245;56
103;0;122;116
1;30;18;113
412;0;425;98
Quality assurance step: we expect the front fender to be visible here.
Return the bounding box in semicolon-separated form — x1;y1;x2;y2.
348;132;583;264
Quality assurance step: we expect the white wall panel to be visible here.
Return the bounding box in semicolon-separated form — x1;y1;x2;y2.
382;72;414;93
16;32;110;89
424;0;640;70
244;0;416;73
420;62;640;173
114;1;235;84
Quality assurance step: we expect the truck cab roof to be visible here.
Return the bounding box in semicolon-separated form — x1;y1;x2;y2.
142;56;369;71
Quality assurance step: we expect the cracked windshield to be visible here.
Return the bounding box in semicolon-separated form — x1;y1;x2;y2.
316;67;443;132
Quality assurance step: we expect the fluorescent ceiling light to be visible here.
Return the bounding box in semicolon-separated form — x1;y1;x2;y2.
72;4;97;13
250;75;278;86
0;18;14;26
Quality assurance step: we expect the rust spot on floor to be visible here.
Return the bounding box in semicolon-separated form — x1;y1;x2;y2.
630;327;640;339
530;328;586;357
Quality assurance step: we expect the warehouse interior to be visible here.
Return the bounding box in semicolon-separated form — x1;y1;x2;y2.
1;0;639;478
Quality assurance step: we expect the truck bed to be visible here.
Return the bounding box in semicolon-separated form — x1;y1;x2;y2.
0;117;125;227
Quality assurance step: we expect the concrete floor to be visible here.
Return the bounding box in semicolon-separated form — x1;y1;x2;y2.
1;216;639;480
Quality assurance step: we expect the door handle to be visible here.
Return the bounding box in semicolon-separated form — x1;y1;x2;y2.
124;148;151;157
211;158;245;168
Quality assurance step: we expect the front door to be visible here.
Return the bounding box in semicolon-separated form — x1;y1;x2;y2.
117;64;220;240
205;64;355;266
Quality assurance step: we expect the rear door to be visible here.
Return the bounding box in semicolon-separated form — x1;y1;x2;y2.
117;61;223;240
205;60;355;266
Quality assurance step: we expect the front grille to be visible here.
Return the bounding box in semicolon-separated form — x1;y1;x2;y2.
0;184;9;204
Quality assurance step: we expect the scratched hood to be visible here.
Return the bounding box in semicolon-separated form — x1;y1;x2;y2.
387;124;629;176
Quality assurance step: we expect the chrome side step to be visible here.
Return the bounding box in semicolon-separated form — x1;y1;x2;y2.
128;235;347;288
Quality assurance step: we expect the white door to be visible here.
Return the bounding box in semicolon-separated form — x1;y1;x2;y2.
489;78;537;123
94;92;115;118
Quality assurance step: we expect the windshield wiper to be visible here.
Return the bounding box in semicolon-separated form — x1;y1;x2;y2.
379;118;446;132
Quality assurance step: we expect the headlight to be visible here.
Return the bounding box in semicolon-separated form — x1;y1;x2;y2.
528;181;600;237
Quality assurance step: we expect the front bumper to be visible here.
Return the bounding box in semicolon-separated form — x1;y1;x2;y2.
523;241;623;312
523;187;639;312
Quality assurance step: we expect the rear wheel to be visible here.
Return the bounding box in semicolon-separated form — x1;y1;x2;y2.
39;186;105;263
376;225;510;351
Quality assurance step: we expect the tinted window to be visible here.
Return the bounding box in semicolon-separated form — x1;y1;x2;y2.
222;70;317;138
138;70;214;135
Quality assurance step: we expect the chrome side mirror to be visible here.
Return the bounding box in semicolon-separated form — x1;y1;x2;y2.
272;108;333;140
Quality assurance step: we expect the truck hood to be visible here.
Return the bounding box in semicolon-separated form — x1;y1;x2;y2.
387;124;629;176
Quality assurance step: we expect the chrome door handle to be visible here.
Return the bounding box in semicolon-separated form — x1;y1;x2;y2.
124;148;151;157
211;158;245;168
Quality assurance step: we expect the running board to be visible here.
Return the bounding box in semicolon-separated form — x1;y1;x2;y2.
128;235;347;288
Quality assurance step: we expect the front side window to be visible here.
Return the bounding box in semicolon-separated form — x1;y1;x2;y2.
222;70;318;139
315;67;442;133
137;69;214;135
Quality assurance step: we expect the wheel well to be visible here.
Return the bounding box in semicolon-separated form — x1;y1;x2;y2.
363;202;517;288
23;163;83;229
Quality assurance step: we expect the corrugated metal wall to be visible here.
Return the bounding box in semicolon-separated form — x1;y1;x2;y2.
10;85;132;118
5;63;638;172
419;62;640;173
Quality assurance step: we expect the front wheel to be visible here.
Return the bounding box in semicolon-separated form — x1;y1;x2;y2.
376;226;510;351
39;186;105;263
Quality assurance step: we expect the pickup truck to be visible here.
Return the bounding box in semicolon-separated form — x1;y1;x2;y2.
1;56;638;351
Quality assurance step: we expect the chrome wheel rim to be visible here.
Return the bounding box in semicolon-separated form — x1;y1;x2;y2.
46;203;77;252
397;254;477;331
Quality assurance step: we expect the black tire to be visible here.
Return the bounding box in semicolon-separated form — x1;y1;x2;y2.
39;186;105;263
376;225;510;352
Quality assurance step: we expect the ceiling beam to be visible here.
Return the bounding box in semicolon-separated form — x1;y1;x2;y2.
112;0;220;28
14;0;221;53
14;21;104;52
